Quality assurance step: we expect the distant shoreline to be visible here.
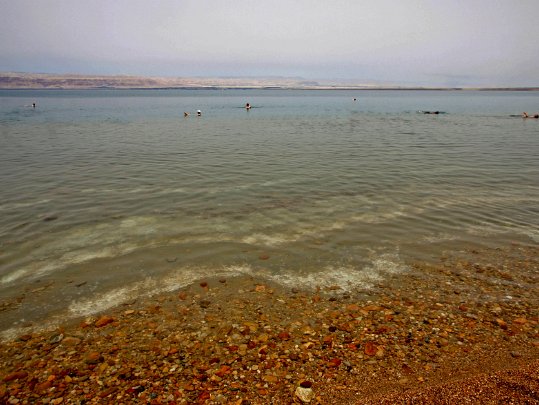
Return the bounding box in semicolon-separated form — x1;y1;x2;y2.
4;87;539;92
1;72;538;91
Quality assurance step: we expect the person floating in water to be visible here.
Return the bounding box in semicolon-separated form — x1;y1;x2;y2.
522;112;539;118
197;110;202;117
423;111;440;115
245;103;251;110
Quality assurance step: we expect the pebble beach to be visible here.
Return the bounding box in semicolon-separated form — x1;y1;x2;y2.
1;243;537;404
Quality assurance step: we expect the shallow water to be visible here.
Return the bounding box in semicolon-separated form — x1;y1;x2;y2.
0;89;538;337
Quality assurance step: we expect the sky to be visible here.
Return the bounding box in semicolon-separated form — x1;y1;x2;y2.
1;0;538;87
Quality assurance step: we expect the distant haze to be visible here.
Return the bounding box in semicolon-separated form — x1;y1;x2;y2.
1;0;538;87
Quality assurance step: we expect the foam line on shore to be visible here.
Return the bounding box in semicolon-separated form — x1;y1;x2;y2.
227;252;408;292
0;252;404;342
68;268;236;318
68;252;408;318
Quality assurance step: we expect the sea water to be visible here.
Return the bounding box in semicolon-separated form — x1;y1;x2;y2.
0;89;538;337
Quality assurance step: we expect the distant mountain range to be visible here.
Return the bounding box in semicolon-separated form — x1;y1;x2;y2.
1;72;537;91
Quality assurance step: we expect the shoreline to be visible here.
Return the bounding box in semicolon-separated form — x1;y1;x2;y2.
1;72;538;91
1;243;537;403
2;86;539;92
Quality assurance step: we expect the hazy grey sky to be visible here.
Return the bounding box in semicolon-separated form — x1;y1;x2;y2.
1;0;538;86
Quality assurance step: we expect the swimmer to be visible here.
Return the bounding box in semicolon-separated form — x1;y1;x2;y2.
353;98;357;101
184;112;190;117
522;112;539;118
245;103;251;110
423;111;440;114
32;102;36;108
197;110;202;117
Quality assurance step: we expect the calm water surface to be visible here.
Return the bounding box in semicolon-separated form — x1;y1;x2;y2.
0;89;538;337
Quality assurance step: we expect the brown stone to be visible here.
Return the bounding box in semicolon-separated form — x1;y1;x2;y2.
327;358;341;368
347;342;360;351
277;331;291;340
215;365;232;377
35;381;52;392
198;391;211;400
84;352;104;364
263;375;278;383
3;371;28;382
61;337;81;346
94;315;114;328
495;319;508;329
364;342;377;356
99;387;118;398
337;323;353;333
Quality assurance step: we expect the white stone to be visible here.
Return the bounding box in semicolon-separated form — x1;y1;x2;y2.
295;386;315;403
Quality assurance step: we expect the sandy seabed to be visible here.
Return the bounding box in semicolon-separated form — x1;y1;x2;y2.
1;243;538;404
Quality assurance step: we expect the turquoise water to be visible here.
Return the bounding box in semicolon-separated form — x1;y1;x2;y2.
0;89;538;337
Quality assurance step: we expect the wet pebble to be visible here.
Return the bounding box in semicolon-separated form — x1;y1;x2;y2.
94;315;114;328
61;337;81;346
84;352;104;365
199;299;211;308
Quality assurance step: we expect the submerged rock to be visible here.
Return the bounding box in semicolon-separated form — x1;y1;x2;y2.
95;315;114;328
199;299;211;308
